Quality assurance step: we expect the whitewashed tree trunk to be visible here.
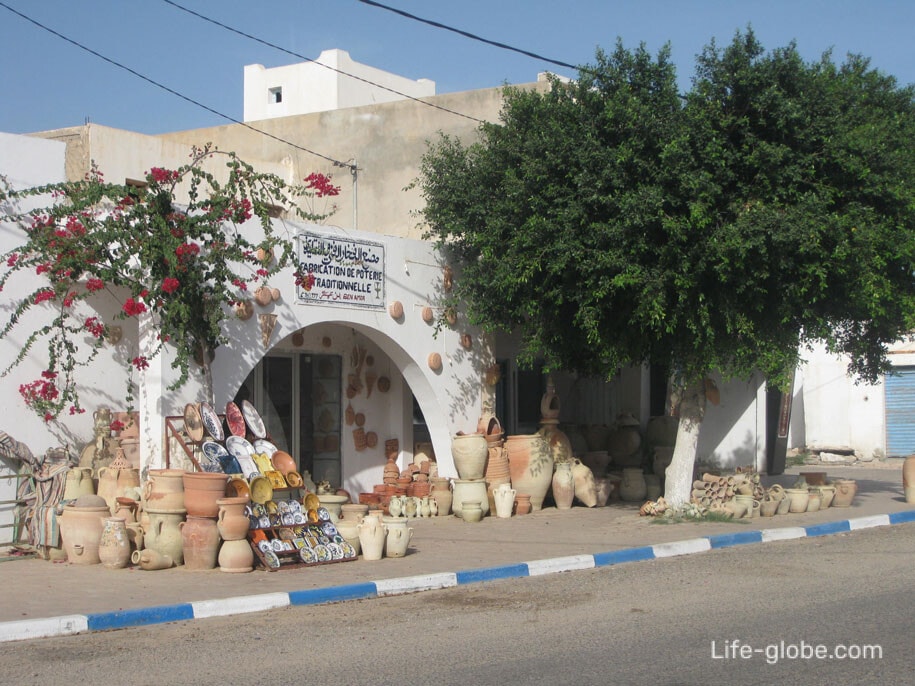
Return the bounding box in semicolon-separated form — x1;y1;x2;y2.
664;378;707;507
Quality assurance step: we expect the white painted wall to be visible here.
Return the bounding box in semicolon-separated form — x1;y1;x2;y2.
244;49;435;122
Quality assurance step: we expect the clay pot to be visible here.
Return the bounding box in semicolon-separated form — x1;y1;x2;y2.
452;433;488;480
183;471;229;518
340;503;368;522
254;286;273;307
234;299;254;320
145;510;185;565
759;499;779;517
619;468;648;502
505;434;553;511
581;451;611;478
551;462;575;510
594;478;612;507
132;548;173;571
358;517;387;560
806;490;821;512
144;469;186;513
571;458;598;507
428;352;443;372
514;493;532;515
452;478;489;518
815;485;836;508
540;378;561;420
218;538;254;573
785;488;809;513
98;516;131;569
383;518;413;557
607;420;642;467
114;497;138;524
334;520;362;556
98;465;141;514
904;456;915;504
59;503;110;565
217;497;251;541
584;425;611;453
831;479;857;507
430;480;453;516
492;484;516;518
63;468;95;501
180;516;221;571
421;306;434;323
461;501;483;523
388;300;404;319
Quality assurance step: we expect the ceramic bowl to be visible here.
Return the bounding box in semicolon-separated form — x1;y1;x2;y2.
249;476;274;504
271;451;297;475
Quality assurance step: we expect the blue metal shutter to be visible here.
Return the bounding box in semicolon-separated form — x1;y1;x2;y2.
885;366;915;456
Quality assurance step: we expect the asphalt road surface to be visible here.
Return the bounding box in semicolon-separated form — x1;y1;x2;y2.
3;523;912;686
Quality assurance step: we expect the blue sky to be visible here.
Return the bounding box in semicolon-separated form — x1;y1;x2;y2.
1;0;913;136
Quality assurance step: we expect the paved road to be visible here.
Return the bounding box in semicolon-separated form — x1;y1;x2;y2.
4;523;912;686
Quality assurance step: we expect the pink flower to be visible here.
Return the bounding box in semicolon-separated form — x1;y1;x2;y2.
34;289;55;304
6;253;18;267
304;172;341;198
122;297;147;317
148;167;179;184
86;277;105;292
84;317;105;338
132;356;149;371
161;277;179;294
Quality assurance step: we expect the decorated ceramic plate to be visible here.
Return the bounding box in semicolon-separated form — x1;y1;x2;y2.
292;512;307;524
202;441;229;462
184;403;205;443
327;542;344;560
313;544;331;563
316;507;331;522
258;540;272;554
271;538;285;552
218;454;243;475
199;455;224;473
288;500;302;514
225;401;247;438
241;400;267;439
199;402;224;442
253;439;278;456
341;541;356;558
299;547;317;564
321;521;337;538
263;550;281;569
282;513;295;526
225;436;259;476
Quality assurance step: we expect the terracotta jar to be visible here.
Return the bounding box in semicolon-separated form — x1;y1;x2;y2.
505;433;553;511
552;461;575;510
358;517;387;561
452;478;489;518
59;501;110;565
831;479;857;507
904;456;915;504
144;469;186;513
217;497;251;541
619;468;647;502
63;468;95;501
451;433;488;480
218;539;254;573
145;510;185;566
383;517;413;557
785;488;810;513
514;493;532;515
180;516;221;571
98;517;131;569
98;465;141;514
183;471;229;518
571;458;598;507
114;497;138;524
430;478;453;516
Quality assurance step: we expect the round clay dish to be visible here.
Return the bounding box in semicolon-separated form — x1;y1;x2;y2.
183;403;204;443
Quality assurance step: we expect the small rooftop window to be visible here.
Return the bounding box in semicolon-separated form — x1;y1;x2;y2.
269;87;283;104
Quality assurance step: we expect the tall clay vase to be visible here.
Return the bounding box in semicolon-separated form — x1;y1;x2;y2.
493;485;516;519
181;516;221;571
145;510;186;566
216;497;251;540
358;518;388;561
98;466;141;515
451;434;489;480
144;469;186;513
571;458;598;507
619;468;647;502
505;433;553;511
98;516;132;569
183;471;229;518
904;456;915;504
551;462;575;510
430;479;453;516
218;539;254;573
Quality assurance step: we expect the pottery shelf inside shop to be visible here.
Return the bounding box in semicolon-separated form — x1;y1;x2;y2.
246;497;358;571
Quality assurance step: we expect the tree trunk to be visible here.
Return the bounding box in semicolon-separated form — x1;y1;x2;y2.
664;378;707;507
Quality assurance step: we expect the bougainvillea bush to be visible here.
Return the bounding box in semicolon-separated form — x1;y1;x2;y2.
0;145;339;421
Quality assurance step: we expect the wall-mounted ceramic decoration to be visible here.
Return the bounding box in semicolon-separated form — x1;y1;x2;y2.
365;354;374;367
322;336;332;348
345;404;355;426
485;363;501;386
271;288;281;302
259;313;278;348
241;400;267;439
421;306;434;324
353;427;367;451
365;431;378;449
460;333;472;350
377;376;391;393
445;307;457;326
443;265;454;292
389;300;404;319
254;286;273;307
428;352;443;372
291;331;305;347
354;412;366;427
256;246;273;265
235;299;254;320
106;325;123;344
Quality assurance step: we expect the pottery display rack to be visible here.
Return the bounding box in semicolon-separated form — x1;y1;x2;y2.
247;501;358;572
164;415;204;471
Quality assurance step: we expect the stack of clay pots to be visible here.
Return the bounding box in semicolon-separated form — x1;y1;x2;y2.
452;432;489;518
181;471;228;571
140;468;186;569
216;496;254;573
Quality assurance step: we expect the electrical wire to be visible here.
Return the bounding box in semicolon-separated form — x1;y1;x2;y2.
357;0;582;74
160;0;486;125
0;1;356;169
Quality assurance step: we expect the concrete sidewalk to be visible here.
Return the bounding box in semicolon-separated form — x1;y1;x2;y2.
2;464;913;643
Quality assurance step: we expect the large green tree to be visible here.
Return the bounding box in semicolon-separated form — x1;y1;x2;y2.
416;31;915;505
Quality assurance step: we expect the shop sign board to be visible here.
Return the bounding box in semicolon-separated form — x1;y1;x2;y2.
295;231;385;309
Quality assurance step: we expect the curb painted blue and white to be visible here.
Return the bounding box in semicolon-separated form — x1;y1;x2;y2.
3;510;914;644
